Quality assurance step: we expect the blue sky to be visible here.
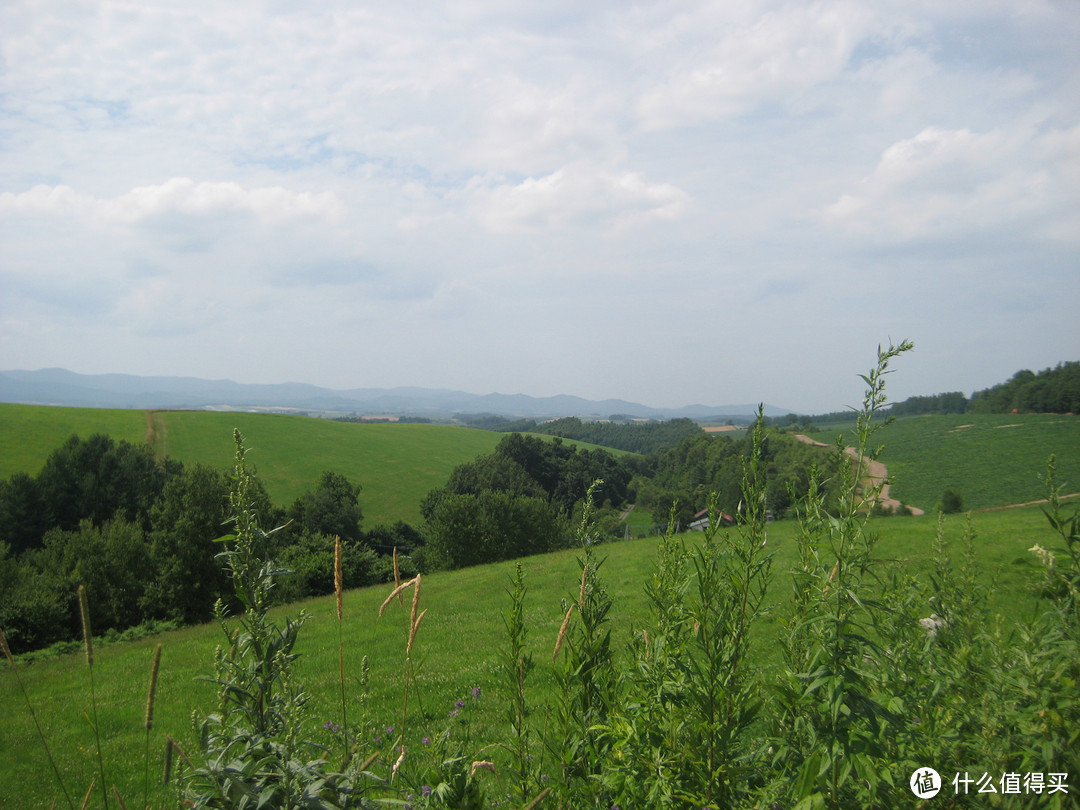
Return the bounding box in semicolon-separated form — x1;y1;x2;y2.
1;1;1077;413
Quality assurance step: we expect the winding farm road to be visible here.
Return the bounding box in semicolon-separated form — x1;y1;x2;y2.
793;434;926;516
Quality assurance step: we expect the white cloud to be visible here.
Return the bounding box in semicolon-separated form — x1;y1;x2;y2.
634;1;877;129
822;125;1080;243
0;179;344;226
469;163;688;233
1;0;1078;409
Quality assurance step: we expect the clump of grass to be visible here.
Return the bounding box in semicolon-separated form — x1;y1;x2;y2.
142;643;162;810
79;584;110;810
2;624;76;809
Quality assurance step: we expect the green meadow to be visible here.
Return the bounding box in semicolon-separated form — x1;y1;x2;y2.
813;412;1079;512
0;404;630;525
0;504;1061;809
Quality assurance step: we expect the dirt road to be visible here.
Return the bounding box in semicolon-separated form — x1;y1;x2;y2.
793;434;926;516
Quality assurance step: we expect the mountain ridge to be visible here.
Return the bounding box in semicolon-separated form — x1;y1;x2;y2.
0;368;792;420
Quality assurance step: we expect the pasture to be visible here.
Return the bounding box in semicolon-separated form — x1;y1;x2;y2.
0;405;580;525
0;504;1061;809
811;412;1079;512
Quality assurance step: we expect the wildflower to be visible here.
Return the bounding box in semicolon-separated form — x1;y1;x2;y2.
422;736;431;746
422;785;432;797
455;699;465;709
471;686;481;698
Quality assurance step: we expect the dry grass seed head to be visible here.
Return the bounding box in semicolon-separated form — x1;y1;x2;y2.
78;585;93;666
553;604;575;663
471;760;497;776
393;547;402;603
379;575;420;617
407;608;428;656
409;573;421;631
145;643;162;731
334;536;344;620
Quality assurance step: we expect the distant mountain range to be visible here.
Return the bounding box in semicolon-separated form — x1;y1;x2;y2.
0;368;791;421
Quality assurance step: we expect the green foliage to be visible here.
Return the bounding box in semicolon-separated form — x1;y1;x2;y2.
286;471;364;544
770;341;914;809
816;412;1079;512
970;361;1080;414
184;430;376;809
5;347;1080;809
147;464;233;625
635;424;838;521
888;390;968;416
424;490;562;570
36;433;176;534
529;416;704;454
938;487;964;514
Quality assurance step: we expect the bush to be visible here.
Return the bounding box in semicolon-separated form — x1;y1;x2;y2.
939;488;964;514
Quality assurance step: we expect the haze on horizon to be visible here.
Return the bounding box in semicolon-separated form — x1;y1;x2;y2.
1;2;1078;415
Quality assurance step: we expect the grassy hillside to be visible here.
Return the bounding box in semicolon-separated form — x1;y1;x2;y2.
0;404;148;478
145;410;511;525
811;412;1079;511
1;405;529;525
0;505;1062;809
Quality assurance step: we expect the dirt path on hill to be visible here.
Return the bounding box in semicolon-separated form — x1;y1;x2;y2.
975;492;1080;512
793;434;926;515
145;410;168;458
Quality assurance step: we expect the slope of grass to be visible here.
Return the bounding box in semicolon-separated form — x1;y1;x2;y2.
811;413;1079;511
0;404;149;479
148;411;509;525
0;505;1060;809
1;405;621;526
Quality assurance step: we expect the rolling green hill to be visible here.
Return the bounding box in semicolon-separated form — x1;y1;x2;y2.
810;412;1079;512
0;504;1063;809
0;404;620;525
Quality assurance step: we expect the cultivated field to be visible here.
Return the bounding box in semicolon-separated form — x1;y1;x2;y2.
811;412;1079;512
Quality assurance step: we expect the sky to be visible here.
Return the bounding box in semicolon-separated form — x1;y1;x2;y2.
1;1;1078;414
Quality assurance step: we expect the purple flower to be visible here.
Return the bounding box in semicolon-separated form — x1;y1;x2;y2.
422;736;431;746
455;699;466;709
471;686;482;698
449;709;460;718
386;725;394;735
421;785;432;797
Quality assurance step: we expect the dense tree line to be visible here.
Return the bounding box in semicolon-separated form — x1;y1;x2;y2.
459;414;704;453
632;429;842;527
968;361;1080;414
0;434;402;654
772;362;1079;424
886;391;969;416
420;433;636;569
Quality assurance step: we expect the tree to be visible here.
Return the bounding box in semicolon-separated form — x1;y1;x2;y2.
939;489;964;514
286;471;363;543
35;433;175;533
147;464;233;624
424;490;562;570
0;472;49;554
